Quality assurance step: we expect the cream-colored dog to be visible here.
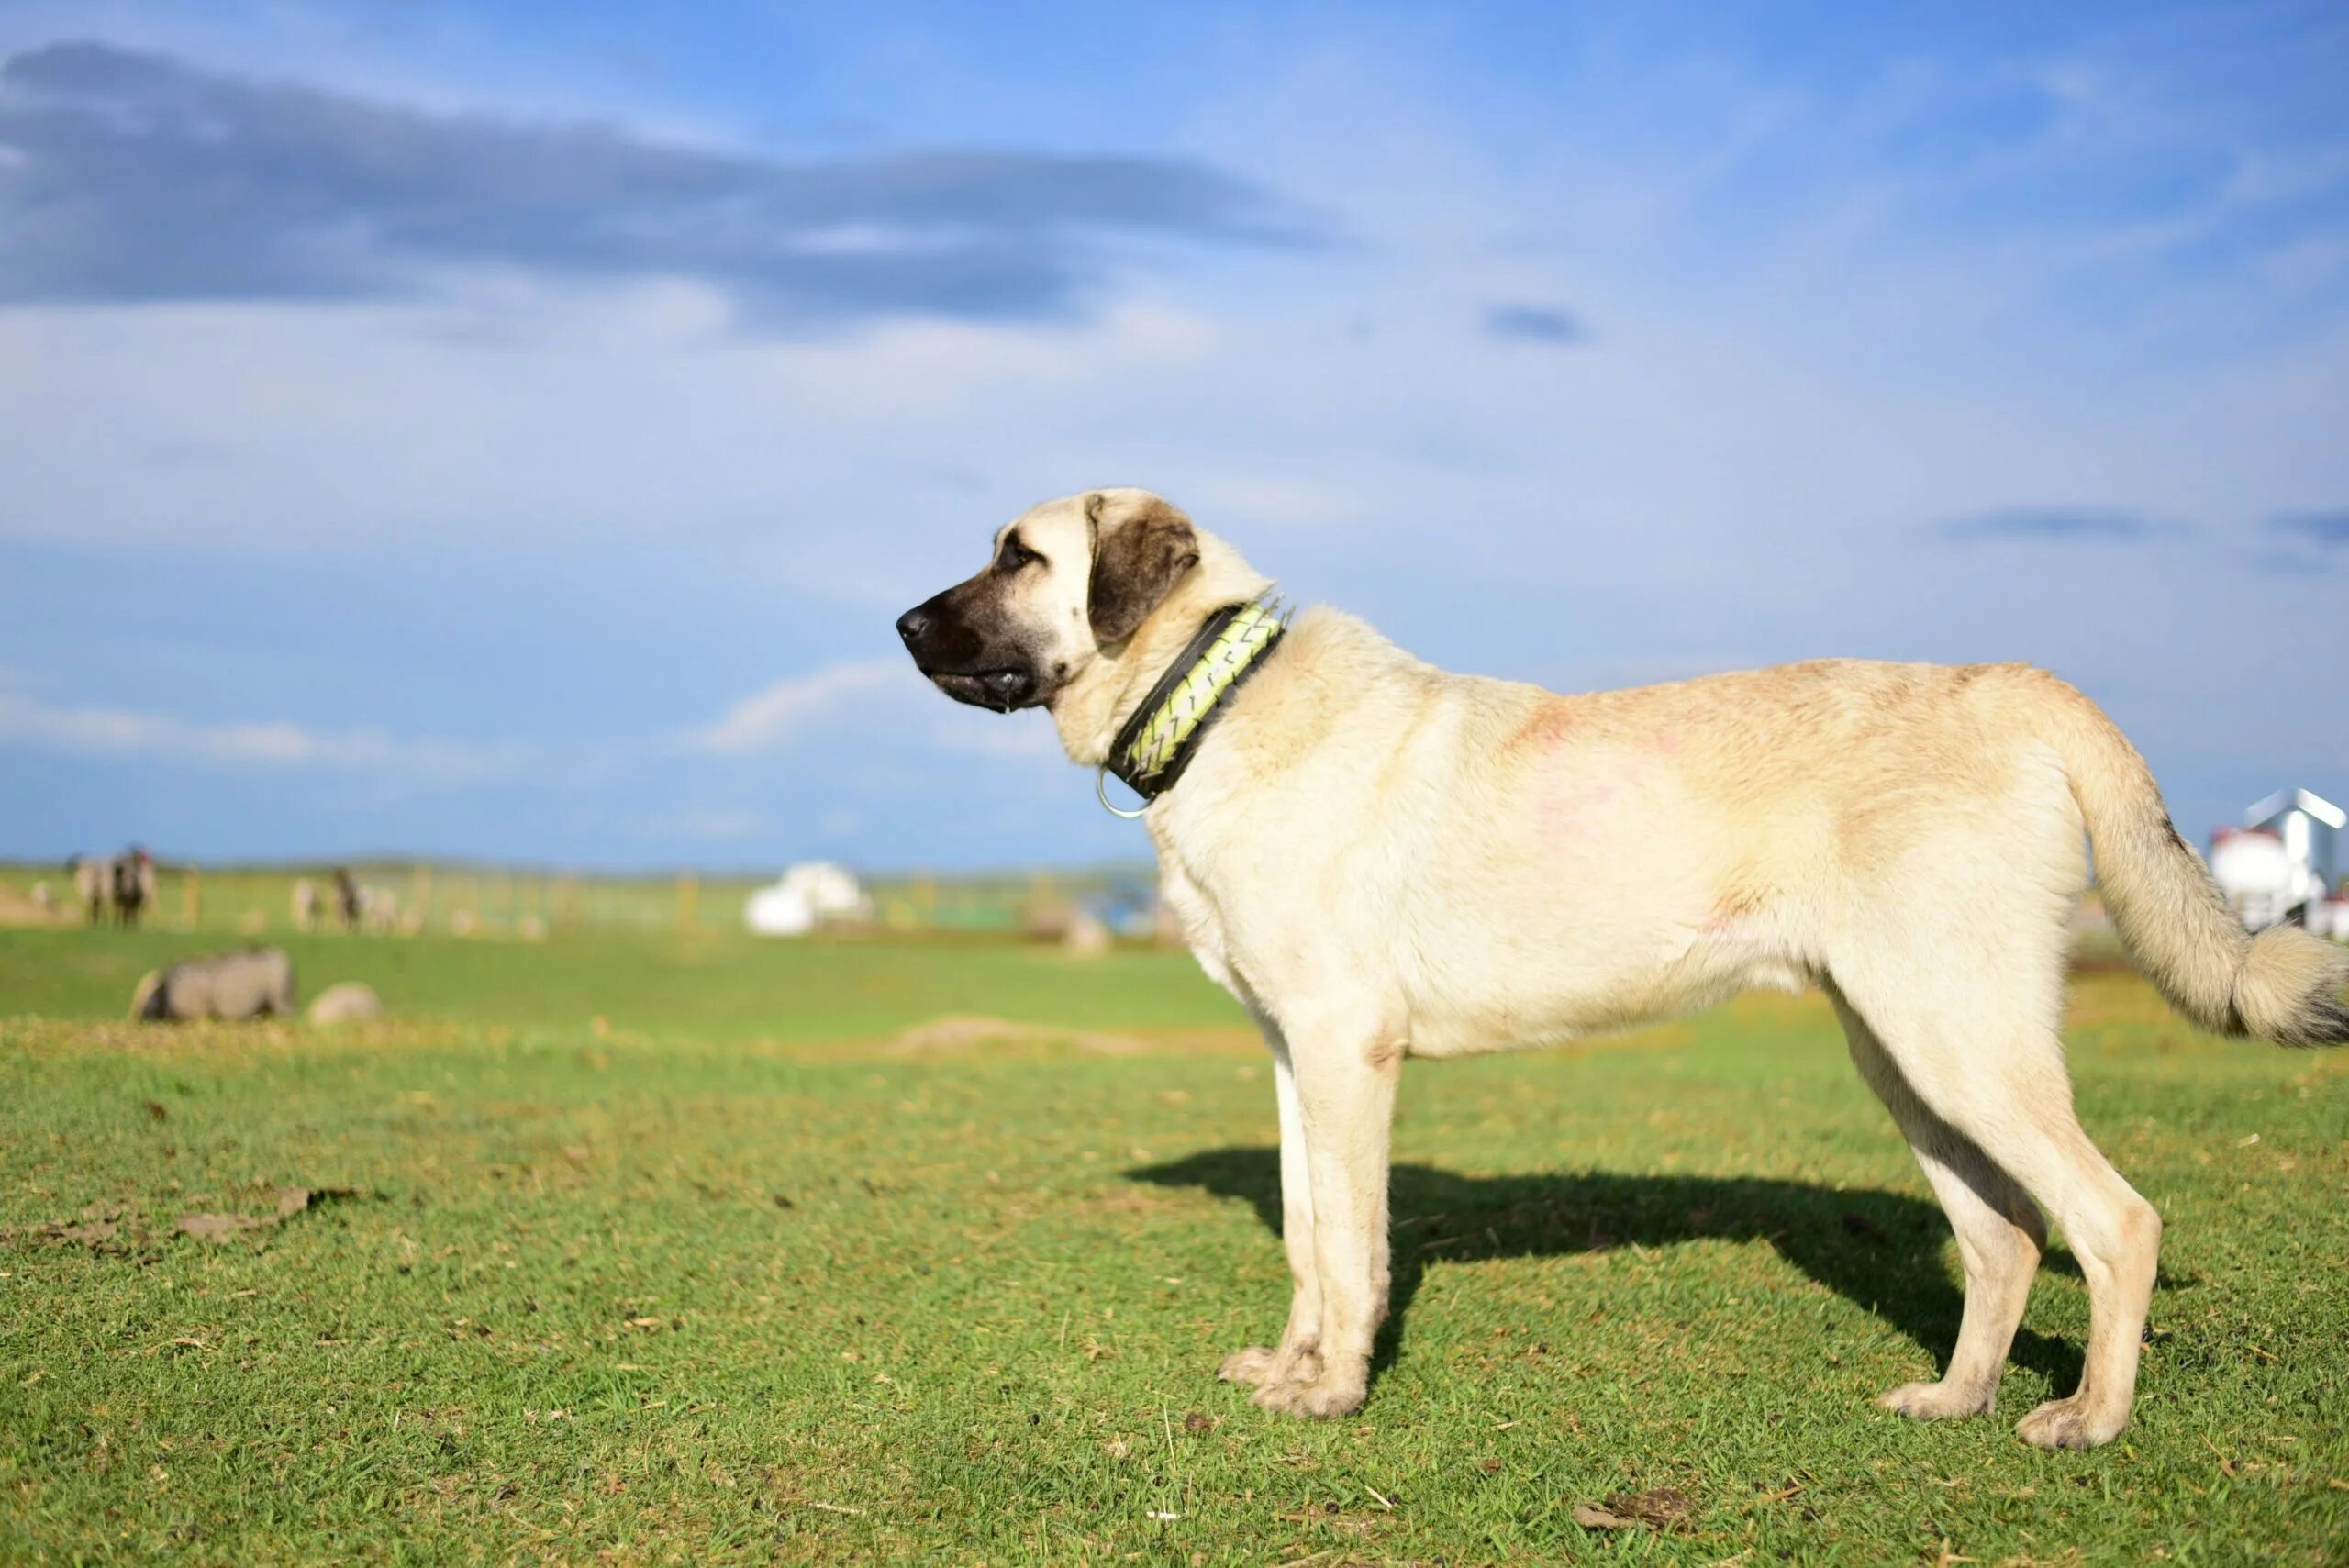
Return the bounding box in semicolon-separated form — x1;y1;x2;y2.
896;488;2349;1450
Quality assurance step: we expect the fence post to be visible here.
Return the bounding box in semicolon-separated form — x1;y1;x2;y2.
182;866;202;929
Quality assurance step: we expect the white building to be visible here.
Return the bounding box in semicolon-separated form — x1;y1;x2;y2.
744;862;871;937
2211;788;2343;932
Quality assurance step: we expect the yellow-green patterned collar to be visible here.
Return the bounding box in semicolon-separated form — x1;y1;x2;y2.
1097;597;1286;816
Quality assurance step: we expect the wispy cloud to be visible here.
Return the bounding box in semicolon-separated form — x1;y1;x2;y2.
640;806;768;841
685;660;907;754
1482;303;1586;345
2271;510;2349;549
0;673;524;779
1929;507;2172;543
0;40;1314;328
687;657;1064;767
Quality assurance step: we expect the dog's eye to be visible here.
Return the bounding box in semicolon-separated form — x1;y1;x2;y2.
998;538;1043;573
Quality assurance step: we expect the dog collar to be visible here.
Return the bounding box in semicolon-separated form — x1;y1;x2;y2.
1097;597;1287;817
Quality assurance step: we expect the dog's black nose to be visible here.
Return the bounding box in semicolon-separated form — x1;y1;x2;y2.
896;607;930;647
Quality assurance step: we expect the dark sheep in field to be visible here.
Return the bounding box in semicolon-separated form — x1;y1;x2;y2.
112;852;153;929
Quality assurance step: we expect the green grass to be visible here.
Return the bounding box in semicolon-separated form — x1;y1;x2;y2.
0;927;1241;1043
1;931;2343;1564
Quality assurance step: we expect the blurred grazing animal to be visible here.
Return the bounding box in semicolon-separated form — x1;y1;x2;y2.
898;487;2349;1451
130;948;296;1022
72;856;111;924
291;877;320;931
361;885;400;934
332;868;362;932
305;981;382;1024
111;851;154;929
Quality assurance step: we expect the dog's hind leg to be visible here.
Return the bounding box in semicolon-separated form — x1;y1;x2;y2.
1831;930;2160;1450
1219;1028;1326;1390
1830;989;2044;1421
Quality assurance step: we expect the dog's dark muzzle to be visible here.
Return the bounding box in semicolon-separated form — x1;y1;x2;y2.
896;595;1041;712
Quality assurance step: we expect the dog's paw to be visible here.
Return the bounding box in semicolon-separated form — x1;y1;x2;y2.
1876;1379;1994;1421
2015;1395;2126;1450
1250;1370;1364;1420
1219;1342;1319;1388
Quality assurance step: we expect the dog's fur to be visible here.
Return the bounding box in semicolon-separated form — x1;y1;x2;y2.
898;488;2349;1450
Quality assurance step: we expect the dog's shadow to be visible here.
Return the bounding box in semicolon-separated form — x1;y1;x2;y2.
1127;1149;2087;1390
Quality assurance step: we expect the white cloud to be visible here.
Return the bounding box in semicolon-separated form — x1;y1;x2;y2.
0;674;524;780
685;660;907;754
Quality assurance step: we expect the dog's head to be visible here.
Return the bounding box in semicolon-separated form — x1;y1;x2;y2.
896;489;1201;713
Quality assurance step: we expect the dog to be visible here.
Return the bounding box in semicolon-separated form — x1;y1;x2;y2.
898;487;2349;1450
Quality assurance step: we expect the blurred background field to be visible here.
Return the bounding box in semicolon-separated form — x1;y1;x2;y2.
0;860;1157;941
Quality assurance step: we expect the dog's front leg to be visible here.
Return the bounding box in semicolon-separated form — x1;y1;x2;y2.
1251;1020;1400;1419
1219;1032;1325;1389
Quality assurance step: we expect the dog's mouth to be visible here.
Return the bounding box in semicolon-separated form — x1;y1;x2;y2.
919;667;1038;713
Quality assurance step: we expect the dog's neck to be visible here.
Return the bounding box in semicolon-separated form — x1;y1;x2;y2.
1050;532;1271;768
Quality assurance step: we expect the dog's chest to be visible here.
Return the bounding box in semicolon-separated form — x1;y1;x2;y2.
1147;836;1252;1008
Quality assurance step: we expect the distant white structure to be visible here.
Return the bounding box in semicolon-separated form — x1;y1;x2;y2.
745;862;871;937
2210;828;2296;931
2211;787;2343;932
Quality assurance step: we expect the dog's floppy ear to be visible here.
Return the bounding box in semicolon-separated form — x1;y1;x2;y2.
1086;492;1199;644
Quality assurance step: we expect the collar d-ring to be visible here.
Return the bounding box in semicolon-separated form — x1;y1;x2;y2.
1096;766;1151;819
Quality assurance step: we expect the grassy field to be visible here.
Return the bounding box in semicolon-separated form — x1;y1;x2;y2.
2;929;2344;1564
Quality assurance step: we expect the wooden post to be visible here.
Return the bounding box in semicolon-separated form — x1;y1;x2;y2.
182;866;202;929
678;872;699;933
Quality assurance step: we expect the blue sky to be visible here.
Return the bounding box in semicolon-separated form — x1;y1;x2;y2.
2;1;2345;871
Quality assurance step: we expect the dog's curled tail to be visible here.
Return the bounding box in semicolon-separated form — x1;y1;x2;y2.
2032;673;2349;1047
